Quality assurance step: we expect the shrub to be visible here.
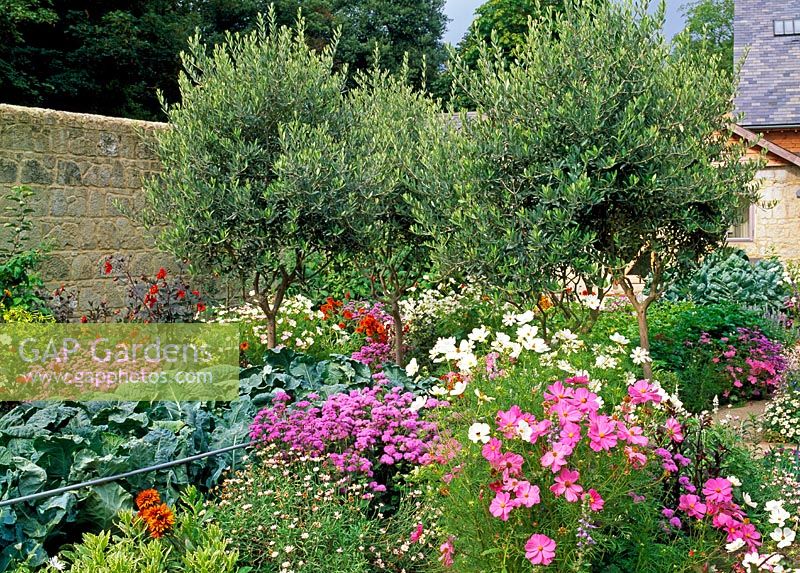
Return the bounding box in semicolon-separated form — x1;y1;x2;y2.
212;446;436;572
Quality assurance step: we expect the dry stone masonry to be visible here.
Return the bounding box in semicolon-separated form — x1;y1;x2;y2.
0;104;171;309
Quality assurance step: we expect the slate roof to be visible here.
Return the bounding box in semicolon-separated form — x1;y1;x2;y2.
734;0;800;128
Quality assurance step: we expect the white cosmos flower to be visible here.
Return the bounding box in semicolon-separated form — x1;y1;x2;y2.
467;422;491;444
727;475;742;487
741;552;761;567
630;347;652;365
502;312;517;326
515;310;535;325
450;380;468;396
770;506;792;527
742;493;757;509
457;352;478;374
405;358;419;377
595;355;618;369
582;294;601;310
430;385;449;397
516;419;532;442
609;332;630;345
468;326;491;343
409;395;427;412
531;338;551;353
770;527;796;549
725;538;745;552
557;360;575;374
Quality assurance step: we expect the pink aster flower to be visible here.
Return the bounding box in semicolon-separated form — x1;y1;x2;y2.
541;442;573;473
678;494;707;519
525;534;557;566
489;491;514;521
702;478;733;504
628;380;662;405
514;481;541;508
550;468;583;502
588;414;618;452
584;488;605;511
664;418;684;443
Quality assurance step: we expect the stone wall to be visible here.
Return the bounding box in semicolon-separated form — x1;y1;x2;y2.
737;163;800;262
0;103;171;310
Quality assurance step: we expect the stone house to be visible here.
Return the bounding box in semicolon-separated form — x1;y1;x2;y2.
732;0;800;261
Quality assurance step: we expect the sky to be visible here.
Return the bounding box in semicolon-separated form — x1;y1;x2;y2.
442;0;686;46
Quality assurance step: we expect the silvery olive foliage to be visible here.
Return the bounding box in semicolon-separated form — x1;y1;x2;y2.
133;11;357;346
412;0;761;371
276;63;444;365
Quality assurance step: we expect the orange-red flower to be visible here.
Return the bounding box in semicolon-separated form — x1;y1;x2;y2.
240;341;250;351
135;489;161;512
140;503;175;539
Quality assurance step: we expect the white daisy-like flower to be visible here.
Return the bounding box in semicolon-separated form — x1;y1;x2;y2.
516;419;533;442
409;395;427;412
609;332;630;345
769;506;791;527
450;380;468;397
742;492;757;509
727;475;742;487
770;527;796;549
467;422;491;444
474;388;496;403
405;358;419;377
49;557;66;572
630;347;652;365
725;538;745;552
468;326;491;343
515;310;535;325
429;385;449;397
502;312;517;327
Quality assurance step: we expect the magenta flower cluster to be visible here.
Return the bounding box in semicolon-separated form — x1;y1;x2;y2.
249;387;445;486
702;327;786;399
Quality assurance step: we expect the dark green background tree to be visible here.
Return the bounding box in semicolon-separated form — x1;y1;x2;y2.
677;0;733;76
0;0;448;120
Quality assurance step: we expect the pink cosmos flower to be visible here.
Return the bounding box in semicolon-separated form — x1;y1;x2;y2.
525;534;557;566
737;522;762;550
559;422;582;447
541;442;573;473
439;536;455;567
588;414;618;452
569;387;601;414
678;494;707;519
530;419;553;443
496;406;523;438
552;400;583;424
514;481;541;508
544;381;573;405
584;488;604;511
664;418;684;443
702;478;733;504
617;423;649;447
624;446;647;468
489;491;514;521
628;380;662;405
410;523;424;543
493;452;524;476
481;438;503;463
550;468;583;502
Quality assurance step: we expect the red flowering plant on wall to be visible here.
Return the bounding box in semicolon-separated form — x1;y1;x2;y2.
102;255;206;323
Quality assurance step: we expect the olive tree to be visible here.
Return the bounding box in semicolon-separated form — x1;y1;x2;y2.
132;12;356;347
415;0;761;378
276;64;443;365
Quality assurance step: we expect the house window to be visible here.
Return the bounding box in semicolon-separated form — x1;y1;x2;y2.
774;18;800;36
728;203;753;241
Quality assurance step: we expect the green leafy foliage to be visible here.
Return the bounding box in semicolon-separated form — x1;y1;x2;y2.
664;248;790;314
675;0;734;77
415;0;761;371
131;12;357;347
44;487;243;573
0;0;448;120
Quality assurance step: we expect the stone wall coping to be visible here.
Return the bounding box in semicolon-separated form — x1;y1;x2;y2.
0;103;167;130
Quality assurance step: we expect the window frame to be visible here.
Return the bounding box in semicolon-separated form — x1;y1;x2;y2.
727;203;755;242
774;18;800;36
